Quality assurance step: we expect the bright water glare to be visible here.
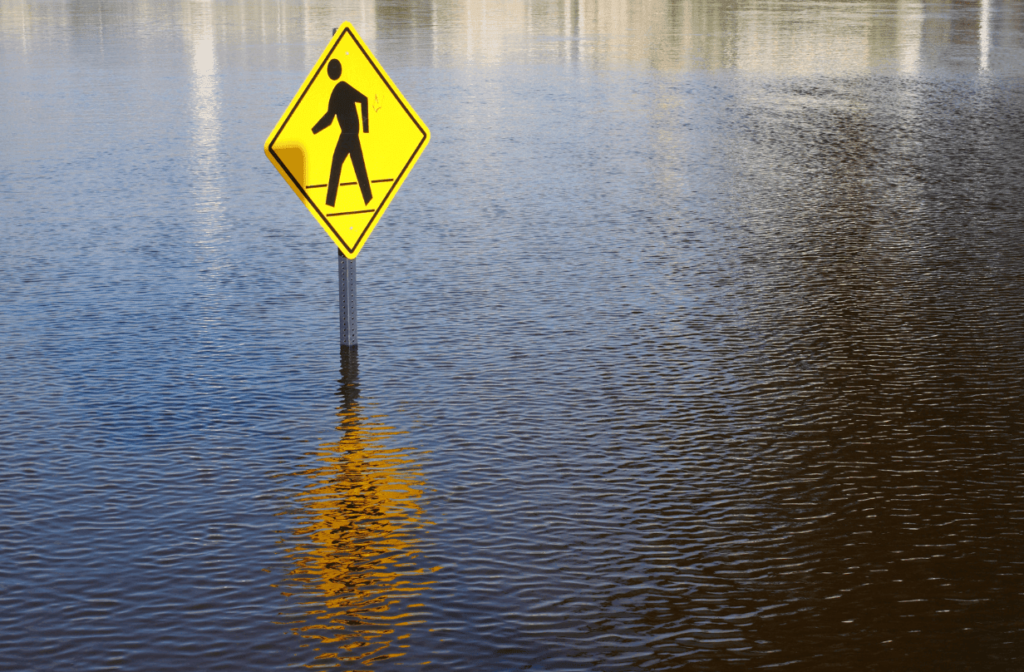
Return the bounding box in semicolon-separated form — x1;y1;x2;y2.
2;1;1024;670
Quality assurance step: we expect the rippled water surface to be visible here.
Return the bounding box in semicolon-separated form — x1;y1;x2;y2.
3;1;1024;669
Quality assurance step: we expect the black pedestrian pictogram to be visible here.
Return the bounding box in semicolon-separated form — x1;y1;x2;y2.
312;58;372;207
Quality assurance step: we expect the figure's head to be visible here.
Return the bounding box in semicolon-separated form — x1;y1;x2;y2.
328;59;342;80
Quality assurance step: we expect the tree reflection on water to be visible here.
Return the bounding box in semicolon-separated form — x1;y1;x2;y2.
276;351;434;668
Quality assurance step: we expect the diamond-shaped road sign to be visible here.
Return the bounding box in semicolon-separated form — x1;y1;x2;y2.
264;22;430;259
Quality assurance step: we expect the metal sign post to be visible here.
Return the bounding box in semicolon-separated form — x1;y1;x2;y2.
339;249;357;348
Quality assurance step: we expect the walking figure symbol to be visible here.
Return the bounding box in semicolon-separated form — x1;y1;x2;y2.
312;58;372;207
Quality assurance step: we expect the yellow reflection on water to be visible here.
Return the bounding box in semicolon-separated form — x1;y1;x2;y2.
278;352;433;668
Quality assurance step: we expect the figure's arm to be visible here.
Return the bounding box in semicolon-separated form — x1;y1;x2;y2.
358;92;369;133
312;111;333;134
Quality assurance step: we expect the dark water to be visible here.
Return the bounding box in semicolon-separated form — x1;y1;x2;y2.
2;1;1024;669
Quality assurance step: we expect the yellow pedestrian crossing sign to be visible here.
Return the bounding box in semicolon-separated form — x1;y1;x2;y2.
264;22;430;259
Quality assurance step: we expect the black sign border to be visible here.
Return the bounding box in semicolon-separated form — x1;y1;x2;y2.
268;26;429;256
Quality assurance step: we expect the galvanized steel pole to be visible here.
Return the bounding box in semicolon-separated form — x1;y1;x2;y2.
339;250;357;348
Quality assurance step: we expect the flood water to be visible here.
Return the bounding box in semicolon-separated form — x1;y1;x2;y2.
2;0;1024;669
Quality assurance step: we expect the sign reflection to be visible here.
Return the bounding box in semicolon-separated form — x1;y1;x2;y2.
277;350;433;667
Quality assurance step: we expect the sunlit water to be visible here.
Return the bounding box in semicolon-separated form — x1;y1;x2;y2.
2;1;1024;669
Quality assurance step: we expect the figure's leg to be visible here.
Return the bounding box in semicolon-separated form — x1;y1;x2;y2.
349;139;373;205
326;141;350;207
